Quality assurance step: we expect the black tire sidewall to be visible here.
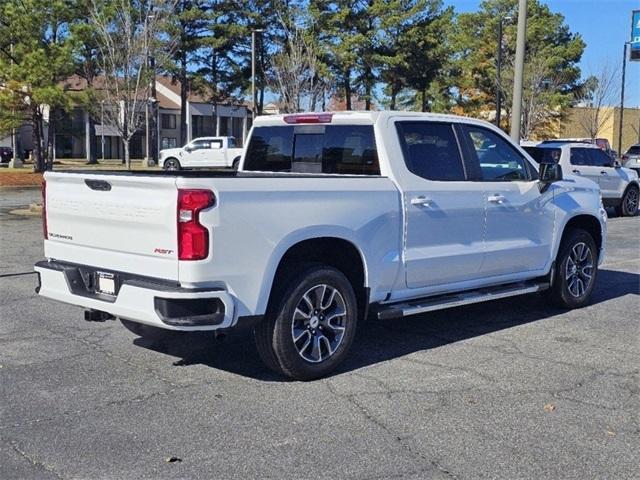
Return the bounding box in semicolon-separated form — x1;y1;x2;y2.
164;158;180;170
553;229;598;309
271;266;358;380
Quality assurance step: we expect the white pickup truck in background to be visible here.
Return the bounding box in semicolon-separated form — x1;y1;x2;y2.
159;136;243;170
36;111;607;380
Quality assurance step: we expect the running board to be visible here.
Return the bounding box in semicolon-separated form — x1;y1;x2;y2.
376;282;549;320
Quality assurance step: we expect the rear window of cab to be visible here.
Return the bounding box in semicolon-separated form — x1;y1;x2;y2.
244;125;380;175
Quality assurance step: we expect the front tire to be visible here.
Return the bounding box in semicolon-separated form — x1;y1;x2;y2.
615;185;639;217
163;158;181;171
254;265;358;381
548;228;598;309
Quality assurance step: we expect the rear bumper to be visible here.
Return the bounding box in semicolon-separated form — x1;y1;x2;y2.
35;260;237;332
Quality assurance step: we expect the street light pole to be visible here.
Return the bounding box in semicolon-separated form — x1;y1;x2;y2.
100;101;105;161
510;0;528;141
496;17;504;128
251;29;264;119
618;42;629;158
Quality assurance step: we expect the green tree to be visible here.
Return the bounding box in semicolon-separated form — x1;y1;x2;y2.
0;0;76;171
451;0;585;137
165;0;210;145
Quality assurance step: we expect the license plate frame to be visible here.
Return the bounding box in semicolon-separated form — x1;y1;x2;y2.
95;271;117;296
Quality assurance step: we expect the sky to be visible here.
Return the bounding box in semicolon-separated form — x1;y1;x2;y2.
446;0;640;107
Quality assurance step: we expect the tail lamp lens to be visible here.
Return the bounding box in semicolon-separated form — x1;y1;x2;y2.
42;180;48;239
177;189;214;260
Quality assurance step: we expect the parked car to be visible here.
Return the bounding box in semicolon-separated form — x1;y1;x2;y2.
523;142;639;216
0;146;13;163
159;136;243;170
622;144;640;174
36;112;607;380
541;137;616;160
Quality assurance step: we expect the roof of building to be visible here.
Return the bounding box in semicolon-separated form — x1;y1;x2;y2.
60;74;248;108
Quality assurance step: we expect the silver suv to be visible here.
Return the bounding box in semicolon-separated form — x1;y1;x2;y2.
524;142;639;217
622;144;640;175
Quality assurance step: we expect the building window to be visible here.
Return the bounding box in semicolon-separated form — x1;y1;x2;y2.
192;115;214;138
161;114;176;129
161;137;178;149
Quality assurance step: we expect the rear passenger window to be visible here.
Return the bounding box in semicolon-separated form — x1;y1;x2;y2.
463;126;531;181
243;125;379;175
570;148;590;166
243;126;294;171
395;122;466;181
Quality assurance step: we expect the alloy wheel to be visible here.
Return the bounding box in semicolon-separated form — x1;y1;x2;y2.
290;284;347;363
624;188;638;214
565;242;594;298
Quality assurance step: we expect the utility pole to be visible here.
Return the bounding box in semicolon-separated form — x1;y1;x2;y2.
510;0;528;141
101;101;105;161
251;29;264;119
618;42;629;158
495;17;504;128
9;42;23;168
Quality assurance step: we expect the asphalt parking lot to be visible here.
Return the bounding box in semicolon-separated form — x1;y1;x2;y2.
1;187;639;480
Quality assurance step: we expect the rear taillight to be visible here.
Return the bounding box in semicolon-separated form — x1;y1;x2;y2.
41;180;48;239
177;189;214;260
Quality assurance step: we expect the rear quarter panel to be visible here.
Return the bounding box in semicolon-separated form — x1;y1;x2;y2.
176;176;403;317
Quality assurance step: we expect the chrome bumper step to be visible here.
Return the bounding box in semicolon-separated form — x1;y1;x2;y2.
376;282;549;320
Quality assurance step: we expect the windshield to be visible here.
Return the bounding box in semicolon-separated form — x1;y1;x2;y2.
523;147;561;164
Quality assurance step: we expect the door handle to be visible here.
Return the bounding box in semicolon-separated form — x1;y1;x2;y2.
600;171;608;175
572;169;581;174
487;194;506;204
411;196;433;207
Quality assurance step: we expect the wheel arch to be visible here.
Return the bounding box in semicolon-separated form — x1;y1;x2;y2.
557;214;604;261
259;236;369;321
163;157;181;169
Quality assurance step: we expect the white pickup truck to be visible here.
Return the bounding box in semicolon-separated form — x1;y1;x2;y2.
36;112;607;380
159;136;243;170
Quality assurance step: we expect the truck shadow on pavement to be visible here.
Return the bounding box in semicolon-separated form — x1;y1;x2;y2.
134;268;639;382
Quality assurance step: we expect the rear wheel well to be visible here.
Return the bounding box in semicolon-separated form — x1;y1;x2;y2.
562;215;602;254
269;238;367;319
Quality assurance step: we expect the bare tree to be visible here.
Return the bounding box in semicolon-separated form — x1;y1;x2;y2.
575;62;620;140
520;57;567;140
270;14;329;113
89;0;171;168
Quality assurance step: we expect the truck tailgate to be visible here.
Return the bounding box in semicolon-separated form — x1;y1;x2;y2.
43;172;179;280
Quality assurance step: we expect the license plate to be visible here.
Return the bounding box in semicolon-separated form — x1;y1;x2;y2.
96;272;116;296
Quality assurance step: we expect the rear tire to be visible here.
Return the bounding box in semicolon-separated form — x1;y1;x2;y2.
615;185;639;217
548;228;598;309
232;157;240;170
163;158;181;171
120;319;177;341
254;265;358;381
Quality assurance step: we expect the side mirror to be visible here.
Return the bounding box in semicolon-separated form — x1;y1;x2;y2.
539;161;562;192
184;146;192;153
614;161;622;168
